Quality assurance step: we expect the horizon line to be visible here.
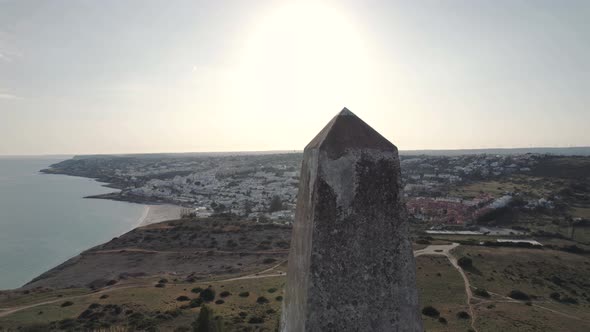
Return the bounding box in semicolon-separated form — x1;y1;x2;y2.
2;145;590;158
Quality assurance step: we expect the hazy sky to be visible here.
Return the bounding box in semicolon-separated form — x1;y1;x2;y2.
1;0;589;155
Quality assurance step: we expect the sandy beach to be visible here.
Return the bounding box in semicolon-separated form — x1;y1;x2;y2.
137;204;183;227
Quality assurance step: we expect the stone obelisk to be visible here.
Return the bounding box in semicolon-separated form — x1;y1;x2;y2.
281;108;423;331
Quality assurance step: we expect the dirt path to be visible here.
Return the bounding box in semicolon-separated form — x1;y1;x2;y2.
414;243;479;332
480;289;588;322
87;248;289;255
5;244;585;327
417;243;589;329
0;284;142;318
0;261;288;318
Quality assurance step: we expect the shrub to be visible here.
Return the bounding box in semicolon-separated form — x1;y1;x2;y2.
61;301;74;307
248;316;265;324
457;257;473;269
200;288;215;302
456;311;470;319
508;290;530;301
550;292;561;301
99;295;109;299
267;288;278;293
215;300;225;305
275;240;289;249
474;288;490;298
106;279;118;286
155;283;165;288
438;317;447;324
239;292;250;297
256;296;269;304
421;306;440;317
159;278;168;283
176;296;190;302
275;296;283;301
219;291;231;298
191;287;204;294
88;303;101;309
263;258;277;264
561;296;579;304
189;298;203;308
268;195;283;212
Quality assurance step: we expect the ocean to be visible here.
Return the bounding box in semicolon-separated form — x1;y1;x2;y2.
0;157;146;290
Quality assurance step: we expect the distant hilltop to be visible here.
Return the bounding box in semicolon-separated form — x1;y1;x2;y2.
67;146;590;159
399;147;590;156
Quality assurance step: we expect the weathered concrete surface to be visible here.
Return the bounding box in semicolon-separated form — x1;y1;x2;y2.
281;108;423;332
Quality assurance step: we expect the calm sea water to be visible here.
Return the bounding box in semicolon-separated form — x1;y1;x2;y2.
0;158;146;290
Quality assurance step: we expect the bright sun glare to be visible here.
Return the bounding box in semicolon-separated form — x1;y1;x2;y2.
236;2;375;114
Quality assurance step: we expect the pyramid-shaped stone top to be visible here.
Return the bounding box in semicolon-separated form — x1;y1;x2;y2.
305;108;397;158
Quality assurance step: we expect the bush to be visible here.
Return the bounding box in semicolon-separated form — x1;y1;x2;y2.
474;288;490;298
248;316;265;324
61;301;74;307
200;288;216;302
508;290;530;301
155;283;165;288
268;195;283;212
159;278;168;283
106;279;118;286
267;288;278;293
456;311;470;319
189;298;203;308
256;296;269;304
438;317;447;324
219;291;231;298
263;258;277;264
275;296;283;301
421;306;440;317
215;300;224;305
457;257;472;269
239;292;250;298
191;287;204;294
550;292;561;301
176;296;190;302
99;295;109;299
561;296;579;304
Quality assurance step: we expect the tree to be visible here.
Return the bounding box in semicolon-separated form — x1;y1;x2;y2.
457;256;473;269
421;306;440;317
268;195;283;212
200;288;216;302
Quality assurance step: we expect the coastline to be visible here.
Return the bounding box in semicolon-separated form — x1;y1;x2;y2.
136;204;183;227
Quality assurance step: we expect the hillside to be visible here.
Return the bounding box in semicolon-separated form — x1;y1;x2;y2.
2;217;590;331
24;217;291;290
